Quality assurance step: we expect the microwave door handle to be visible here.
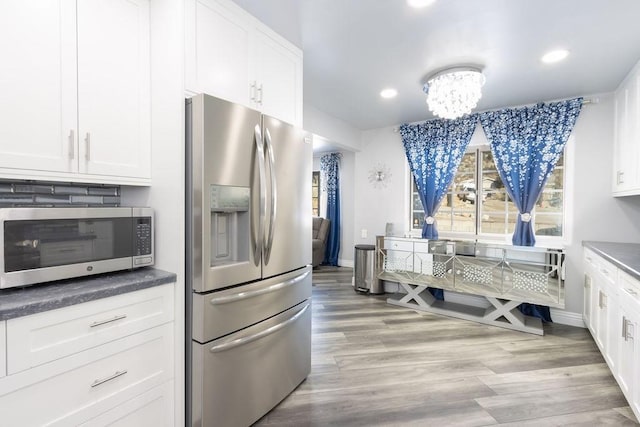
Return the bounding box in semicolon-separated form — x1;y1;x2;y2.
264;127;277;265
254;124;266;266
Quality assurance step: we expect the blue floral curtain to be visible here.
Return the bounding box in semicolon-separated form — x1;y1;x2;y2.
479;98;583;322
479;98;582;246
321;153;341;266
400;116;478;239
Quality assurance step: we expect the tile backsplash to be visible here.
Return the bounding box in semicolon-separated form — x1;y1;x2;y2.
0;181;120;207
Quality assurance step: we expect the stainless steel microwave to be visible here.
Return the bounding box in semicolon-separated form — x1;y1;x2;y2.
0;207;153;289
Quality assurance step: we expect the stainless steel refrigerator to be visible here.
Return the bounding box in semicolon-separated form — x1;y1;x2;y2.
185;94;312;427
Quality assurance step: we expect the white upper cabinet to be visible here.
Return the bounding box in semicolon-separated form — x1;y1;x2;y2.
187;0;251;106
185;0;303;127
252;27;303;127
613;60;640;196
77;0;151;179
0;0;151;185
0;0;77;174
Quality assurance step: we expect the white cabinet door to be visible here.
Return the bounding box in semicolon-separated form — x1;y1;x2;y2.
613;61;640;196
0;0;77;173
617;297;637;401
252;27;303;127
77;0;151;179
0;321;5;378
583;249;599;333
185;0;252;106
595;263;618;374
583;270;593;330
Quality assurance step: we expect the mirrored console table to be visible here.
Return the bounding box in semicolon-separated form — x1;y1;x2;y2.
378;237;565;335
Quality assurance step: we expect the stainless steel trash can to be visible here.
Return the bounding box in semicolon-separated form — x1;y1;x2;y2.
354;244;383;294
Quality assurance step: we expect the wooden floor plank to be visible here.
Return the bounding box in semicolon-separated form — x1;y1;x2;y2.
253;266;639;426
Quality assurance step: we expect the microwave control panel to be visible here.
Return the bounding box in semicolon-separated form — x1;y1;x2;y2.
135;217;153;256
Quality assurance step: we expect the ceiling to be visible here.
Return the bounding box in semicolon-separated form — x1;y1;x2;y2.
232;0;640;132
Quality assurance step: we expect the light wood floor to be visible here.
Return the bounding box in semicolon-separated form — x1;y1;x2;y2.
255;266;639;426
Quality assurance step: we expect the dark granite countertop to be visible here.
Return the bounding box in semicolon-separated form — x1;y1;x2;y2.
0;268;176;321
583;241;640;280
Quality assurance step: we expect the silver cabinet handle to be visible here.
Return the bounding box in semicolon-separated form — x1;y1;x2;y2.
209;270;309;305
263;127;277;264
91;370;128;388
257;83;263;105
209;303;309;353
90;314;127;328
598;291;603;309
85;132;91;161
622;316;627;339
69;129;75;159
617;171;625;185
249;81;257;101
626;288;638;296
254;124;266;266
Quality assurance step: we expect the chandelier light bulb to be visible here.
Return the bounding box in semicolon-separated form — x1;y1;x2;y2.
423;67;485;120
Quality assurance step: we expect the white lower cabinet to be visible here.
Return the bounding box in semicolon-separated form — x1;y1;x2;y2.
617;271;640;418
80;381;174;427
583;248;640;421
0;284;175;427
0;321;5;378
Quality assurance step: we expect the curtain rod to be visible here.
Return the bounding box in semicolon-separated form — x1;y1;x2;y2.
392;97;598;133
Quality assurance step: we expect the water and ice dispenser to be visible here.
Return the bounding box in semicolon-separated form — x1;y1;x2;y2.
210;185;250;267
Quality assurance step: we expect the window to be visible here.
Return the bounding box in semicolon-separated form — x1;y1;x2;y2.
410;147;565;239
312;171;320;216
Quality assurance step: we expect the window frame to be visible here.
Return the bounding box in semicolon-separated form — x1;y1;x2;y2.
408;142;569;246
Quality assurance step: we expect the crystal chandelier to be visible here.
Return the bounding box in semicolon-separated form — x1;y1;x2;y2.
423;67;485;120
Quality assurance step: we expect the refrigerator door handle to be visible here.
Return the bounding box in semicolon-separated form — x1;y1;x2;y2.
264;127;277;264
208;269;310;305
254;124;267;266
209;302;309;353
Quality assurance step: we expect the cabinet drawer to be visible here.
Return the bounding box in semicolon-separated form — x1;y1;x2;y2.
383;239;413;251
619;270;640;303
7;284;174;374
0;323;173;427
583;248;598;267
585;250;617;286
80;381;174;427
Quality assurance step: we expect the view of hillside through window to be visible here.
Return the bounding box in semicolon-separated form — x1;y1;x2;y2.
411;148;565;238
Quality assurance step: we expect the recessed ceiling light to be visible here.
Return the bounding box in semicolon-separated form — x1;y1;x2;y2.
380;88;398;99
407;0;436;8
541;49;569;64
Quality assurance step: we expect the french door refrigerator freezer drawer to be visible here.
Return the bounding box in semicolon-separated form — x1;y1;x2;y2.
191;300;311;427
192;265;311;343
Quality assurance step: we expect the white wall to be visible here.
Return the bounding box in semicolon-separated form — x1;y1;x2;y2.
121;0;185;424
354;126;408;244
305;104;363;152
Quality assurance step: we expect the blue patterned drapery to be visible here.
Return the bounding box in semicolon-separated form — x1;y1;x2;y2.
400;116;478;240
479;98;583;246
479;98;583;322
320;152;341;266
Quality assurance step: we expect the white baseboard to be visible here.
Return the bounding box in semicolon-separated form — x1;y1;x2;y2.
549;309;586;328
338;259;354;268
383;283;586;328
